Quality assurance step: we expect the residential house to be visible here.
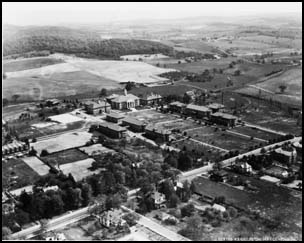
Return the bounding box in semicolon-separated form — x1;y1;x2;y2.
185;104;211;119
151;191;166;209
98;122;127;139
210;112;238;127
274;146;297;165
106;112;125;123
145;125;171;142
121;117;147;132
45;232;66;241
84;100;111;115
207;103;225;113
169;101;186;113
2;141;29;156
140;93;162;106
233;162;252;174
110;90;140;110
100;208;126;228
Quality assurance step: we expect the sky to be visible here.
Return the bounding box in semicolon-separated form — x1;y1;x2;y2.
3;2;302;26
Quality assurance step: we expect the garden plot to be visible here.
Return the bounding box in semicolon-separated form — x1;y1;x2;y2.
186;126;263;153
32;131;92;154
2;158;40;190
22;156;50;176
79;144;115;156
49;113;84;124
128;110;179;124
59;158;97;181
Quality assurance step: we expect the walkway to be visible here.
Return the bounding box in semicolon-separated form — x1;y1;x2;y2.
189;138;229;152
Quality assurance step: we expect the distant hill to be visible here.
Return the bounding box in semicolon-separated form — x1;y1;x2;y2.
3;25;174;58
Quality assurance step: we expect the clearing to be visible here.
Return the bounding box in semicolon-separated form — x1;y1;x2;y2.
49;113;84;124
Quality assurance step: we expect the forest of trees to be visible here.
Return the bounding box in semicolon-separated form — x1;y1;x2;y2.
3;26;174;58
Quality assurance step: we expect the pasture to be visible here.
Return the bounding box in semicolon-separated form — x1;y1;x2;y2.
31;131;92;154
22;156;50;176
40;149;88;167
2;158;40;190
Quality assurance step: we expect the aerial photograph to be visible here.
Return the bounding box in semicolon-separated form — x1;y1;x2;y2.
2;2;302;241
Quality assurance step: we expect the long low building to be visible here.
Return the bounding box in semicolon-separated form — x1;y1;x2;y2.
210;112;238;127
121;117;147;132
145;125;171;142
106;112;125;123
185;104;211;119
2;141;29;156
169;101;187;113
84;100;111;115
98;122;127;139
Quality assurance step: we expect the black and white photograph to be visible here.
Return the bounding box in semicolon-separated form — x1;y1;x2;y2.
2;2;302;241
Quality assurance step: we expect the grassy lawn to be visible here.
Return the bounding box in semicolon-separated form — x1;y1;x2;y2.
155;119;200;132
127;110;179;124
2;158;40;190
40;148;88;167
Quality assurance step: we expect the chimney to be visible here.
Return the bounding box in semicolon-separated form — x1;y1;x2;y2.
124;89;128;96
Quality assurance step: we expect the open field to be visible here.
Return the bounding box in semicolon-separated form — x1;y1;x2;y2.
21;156;50;176
193;176;302;233
154;118;200;132
186;126;264;153
31;131;92;154
236;67;302;106
3;71;121;101
130;84;195;97
49;113;84;124
2;158;40;190
3;57;65;72
231;126;281;141
59;158;97;181
79;144;115;156
40;149;88;167
127;110;179;124
19;120;85;140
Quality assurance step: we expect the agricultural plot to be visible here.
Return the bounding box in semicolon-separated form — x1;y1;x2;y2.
22;156;50;176
186;126;263;153
193;176;302;231
231;126;280;141
79;144;115;156
2;158;40;190
3;57;65;72
59;158;97;181
130;84;195;97
128;110;179;124
40;149;88;167
31;131;92;154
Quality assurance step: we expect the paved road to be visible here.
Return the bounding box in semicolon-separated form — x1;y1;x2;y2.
226;130;268;143
244;123;287;136
121;206;190;241
179;136;301;182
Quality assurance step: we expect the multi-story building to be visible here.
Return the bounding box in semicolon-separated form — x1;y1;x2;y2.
100;209;126;228
106;112;125;123
98;122;127;139
84;100;111;115
145;125;171;142
207;103;225;113
274;146;297;165
169;101;186;113
121;117;147;132
140;93;162;106
210;112;238;127
110;90;140;110
185;104;211;119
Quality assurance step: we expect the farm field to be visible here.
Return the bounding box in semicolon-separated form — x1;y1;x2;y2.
40;149;88;167
21;156;50;176
236;67;302;106
193;176;302;234
59;158;97;181
31;131;92;154
3;57;65;72
231;126;281;141
127;110;179;124
79;144;115;156
3;71;121;101
186;126;264;153
2;158;40;190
